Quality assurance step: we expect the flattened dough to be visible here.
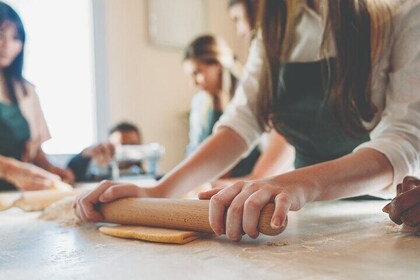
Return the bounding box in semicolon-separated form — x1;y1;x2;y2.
99;225;201;244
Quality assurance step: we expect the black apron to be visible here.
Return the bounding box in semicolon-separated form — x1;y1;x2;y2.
272;59;369;169
0;102;30;191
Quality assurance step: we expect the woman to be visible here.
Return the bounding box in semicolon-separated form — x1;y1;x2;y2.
228;0;258;39
75;0;420;241
0;2;74;191
183;34;260;178
209;0;294;188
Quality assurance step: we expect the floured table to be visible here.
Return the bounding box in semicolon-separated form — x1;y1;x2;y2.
1;197;419;279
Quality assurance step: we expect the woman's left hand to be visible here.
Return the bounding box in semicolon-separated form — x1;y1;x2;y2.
198;177;305;241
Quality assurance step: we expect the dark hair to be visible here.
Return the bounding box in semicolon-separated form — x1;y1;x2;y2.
0;1;26;104
257;0;393;137
183;35;240;98
109;122;140;136
228;0;258;31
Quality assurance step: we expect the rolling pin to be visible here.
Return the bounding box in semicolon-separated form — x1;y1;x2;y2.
101;198;287;236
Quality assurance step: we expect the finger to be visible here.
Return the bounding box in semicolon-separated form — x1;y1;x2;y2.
382;202;391;214
78;180;116;222
98;184;141;203
396;183;402;196
401;176;420;192
209;182;244;236
389;187;420;224
75;196;90;223
242;189;273;238
272;193;292;229
198;187;224;200
225;187;256;241
400;203;420;227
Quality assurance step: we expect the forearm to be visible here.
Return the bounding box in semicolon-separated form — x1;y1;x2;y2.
249;133;294;179
278;148;393;204
32;148;53;171
156;127;248;197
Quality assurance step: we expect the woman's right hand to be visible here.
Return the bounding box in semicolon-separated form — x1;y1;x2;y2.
73;180;160;223
7;161;61;191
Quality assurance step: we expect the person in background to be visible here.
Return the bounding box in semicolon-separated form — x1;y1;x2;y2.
211;0;294;188
0;2;74;191
383;176;420;229
67;122;143;182
228;0;258;40
183;34;261;178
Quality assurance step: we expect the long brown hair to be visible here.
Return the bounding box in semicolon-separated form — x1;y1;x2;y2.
257;0;395;136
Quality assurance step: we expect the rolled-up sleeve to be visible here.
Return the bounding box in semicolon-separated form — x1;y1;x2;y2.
354;1;420;189
214;38;264;152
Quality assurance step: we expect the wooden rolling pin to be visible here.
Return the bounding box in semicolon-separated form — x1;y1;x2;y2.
101;198;287;236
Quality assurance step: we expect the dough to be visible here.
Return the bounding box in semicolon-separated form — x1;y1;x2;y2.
39;196;81;227
99;225;201;244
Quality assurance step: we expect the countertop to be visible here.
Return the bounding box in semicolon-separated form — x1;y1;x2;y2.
1;198;419;280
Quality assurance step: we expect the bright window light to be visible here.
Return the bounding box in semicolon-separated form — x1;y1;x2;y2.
4;0;96;155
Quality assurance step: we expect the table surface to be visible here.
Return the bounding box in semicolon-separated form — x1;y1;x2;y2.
1;198;419;280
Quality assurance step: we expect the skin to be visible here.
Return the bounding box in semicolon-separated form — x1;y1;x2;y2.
183;59;222;97
228;3;252;39
80;130;142;167
383;176;420;228
0;21;74;189
74;127;393;242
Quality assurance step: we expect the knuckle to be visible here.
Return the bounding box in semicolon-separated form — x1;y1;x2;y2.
228;204;243;217
244;199;259;211
210;195;225;207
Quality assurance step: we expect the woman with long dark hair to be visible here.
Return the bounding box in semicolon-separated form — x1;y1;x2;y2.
0;2;74;190
75;0;420;238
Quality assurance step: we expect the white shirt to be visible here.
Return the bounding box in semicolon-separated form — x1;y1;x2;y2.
215;0;420;196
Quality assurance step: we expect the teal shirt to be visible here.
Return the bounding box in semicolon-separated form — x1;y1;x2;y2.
0;102;30;190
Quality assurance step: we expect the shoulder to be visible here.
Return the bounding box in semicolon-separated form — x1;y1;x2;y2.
390;0;420;70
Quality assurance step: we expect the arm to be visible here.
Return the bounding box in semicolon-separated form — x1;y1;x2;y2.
248;131;294;179
200;2;420;241
33;147;75;184
0;154;60;190
67;153;92;182
211;131;294;188
73;127;248;222
199;148;393;241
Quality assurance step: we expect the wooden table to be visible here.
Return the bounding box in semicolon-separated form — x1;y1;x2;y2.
1;199;419;280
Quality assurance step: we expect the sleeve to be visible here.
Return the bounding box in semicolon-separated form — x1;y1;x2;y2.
67;153;92;182
28;85;51;143
213;37;264;153
354;1;420;191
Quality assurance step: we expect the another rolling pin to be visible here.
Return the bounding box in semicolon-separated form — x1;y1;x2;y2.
101;198;287;236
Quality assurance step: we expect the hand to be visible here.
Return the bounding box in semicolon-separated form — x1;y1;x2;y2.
6;161;61;191
73;180;159;223
383;176;420;227
82;142;115;167
48;165;75;184
199;178;303;241
211;178;240;189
